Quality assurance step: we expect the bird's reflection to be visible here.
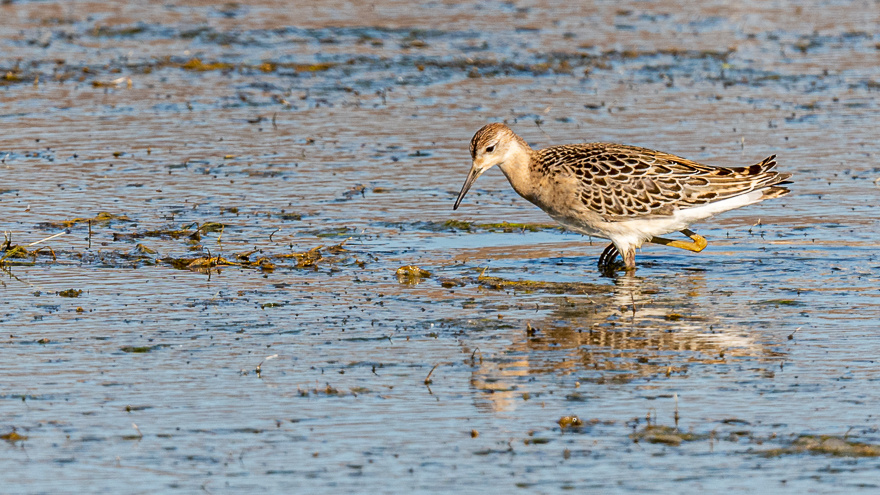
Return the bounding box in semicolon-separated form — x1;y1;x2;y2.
468;271;784;413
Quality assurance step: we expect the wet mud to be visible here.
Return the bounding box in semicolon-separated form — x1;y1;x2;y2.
2;1;880;492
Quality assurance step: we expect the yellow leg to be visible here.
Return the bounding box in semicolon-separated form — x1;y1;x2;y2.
649;229;707;253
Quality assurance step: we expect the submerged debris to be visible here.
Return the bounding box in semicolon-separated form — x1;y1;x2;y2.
396;265;431;284
0;430;27;443
416;220;561;233
761;435;880;457
630;425;707;446
120;346;159;353
558;416;585;429
278;245;323;268
134;244;157;255
476;276;604;295
1;242;57;264
1;245;29;260
180;58;234;71
163;254;275;272
114;221;223;242
41;211;132;230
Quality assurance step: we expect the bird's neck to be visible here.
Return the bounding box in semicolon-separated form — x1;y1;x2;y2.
497;145;537;202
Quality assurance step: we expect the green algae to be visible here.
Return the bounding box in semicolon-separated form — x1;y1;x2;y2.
475;276;604;295
1;245;30;260
761;435;880;458
630;425;708;446
120;346;158;353
436;220;560;233
396;265;431;284
42;212;132;230
113;222;223;242
751;299;805;307
180;58;234;71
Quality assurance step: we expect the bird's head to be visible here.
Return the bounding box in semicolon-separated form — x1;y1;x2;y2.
454;123;529;210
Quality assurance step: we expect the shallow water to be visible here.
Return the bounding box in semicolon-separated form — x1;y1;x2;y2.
2;0;880;493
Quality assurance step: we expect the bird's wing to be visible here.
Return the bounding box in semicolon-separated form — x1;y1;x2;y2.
536;143;790;221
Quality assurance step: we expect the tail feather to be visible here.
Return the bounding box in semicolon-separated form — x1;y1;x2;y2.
760;185;791;200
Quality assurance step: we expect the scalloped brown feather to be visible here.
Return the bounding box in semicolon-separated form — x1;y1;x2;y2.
535;143;791;220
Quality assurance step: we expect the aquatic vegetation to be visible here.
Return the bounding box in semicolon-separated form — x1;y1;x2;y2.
475;276;605;295
412;219;560;233
41;212;132;230
761;435;880;458
396;265;431;284
558;415;584;429
120;346;160;353
630;425;708;446
0;430;27;443
1;3;877;492
1;241;57;265
180;58;234;71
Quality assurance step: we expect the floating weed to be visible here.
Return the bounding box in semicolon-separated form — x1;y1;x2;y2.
180;58;234;71
163;254;275;272
751;299;805;307
415;220;560;233
289;62;335;73
1;245;30;260
558;415;585;429
58;289;83;298
153;238;351;274
42;211;132;229
199;222;225;234
1;243;56;265
396;265;431;284
631;425;708;446
91;25;146;37
234;249;258;261
315;227;355;238
184;256;239;270
114;221;223;242
438;278;466;288
475;276;605;295
2;70;25;83
120;346;159;353
0;429;27;443
325;238;350;254
761;435;880;458
277;246;323;268
297;383;350;397
170;58;334;74
134;244;157;255
523;437;552;445
341;184;367;200
442;219;472;231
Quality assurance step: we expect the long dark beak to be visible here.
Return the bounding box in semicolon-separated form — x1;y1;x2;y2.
453;165;483;210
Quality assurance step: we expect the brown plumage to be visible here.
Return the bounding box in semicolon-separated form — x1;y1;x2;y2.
533;143;789;220
455;122;792;272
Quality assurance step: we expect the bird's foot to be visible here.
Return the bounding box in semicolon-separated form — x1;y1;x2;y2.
597;244;629;277
650;229;708;253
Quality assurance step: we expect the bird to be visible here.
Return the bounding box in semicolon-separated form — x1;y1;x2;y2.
453;123;792;273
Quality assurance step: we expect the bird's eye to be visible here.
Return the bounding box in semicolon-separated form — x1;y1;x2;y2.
485;145;495;153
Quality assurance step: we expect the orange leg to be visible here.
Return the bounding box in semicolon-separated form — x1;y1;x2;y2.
649;229;707;253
